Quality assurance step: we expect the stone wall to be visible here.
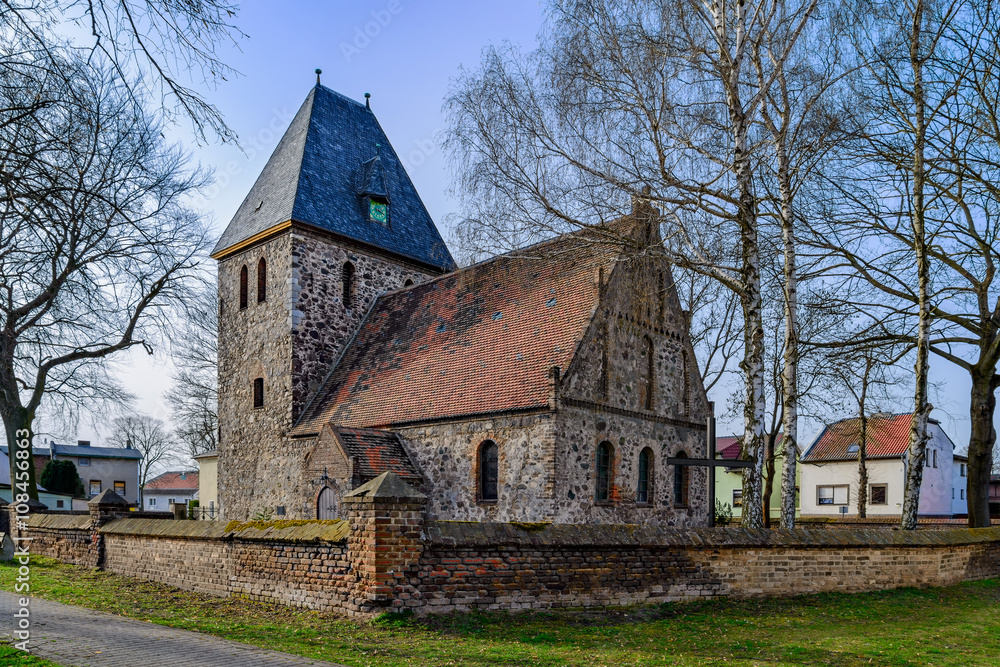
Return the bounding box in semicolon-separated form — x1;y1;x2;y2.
17;513;93;567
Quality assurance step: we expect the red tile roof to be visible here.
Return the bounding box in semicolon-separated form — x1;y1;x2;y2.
716;434;783;460
292;230;625;434
802;413;920;461
329;426;421;481
143;471;199;492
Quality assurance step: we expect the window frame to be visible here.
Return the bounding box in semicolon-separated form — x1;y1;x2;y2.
239;264;249;310
89;480;102;496
869;483;888;505
477;440;499;502
595;441;614;503
253;377;264;409
256;257;267;303
149;497;156;507
78;457;91;467
114;481;127;497
817;484;849;506
732;489;743;507
636;447;653;505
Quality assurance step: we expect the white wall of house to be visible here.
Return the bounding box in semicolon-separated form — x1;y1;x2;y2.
952;458;969;516
800;423;957;517
143;490;197;511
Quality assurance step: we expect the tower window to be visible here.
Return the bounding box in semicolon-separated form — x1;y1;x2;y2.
257;257;267;303
596;441;613;502
644;335;655;411
239;265;248;310
253;377;264;409
342;261;355;309
478;440;498;501
673;451;689;506
637;447;653;504
404;278;414;287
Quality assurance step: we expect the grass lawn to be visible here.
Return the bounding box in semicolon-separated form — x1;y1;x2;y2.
0;645;61;666
2;557;998;666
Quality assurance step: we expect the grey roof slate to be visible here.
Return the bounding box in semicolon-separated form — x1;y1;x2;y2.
51;443;142;460
212;85;455;272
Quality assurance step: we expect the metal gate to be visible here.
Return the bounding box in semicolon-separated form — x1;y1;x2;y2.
317;486;338;520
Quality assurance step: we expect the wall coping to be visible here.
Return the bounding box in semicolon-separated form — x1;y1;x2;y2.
426;521;1000;549
99;517;349;543
26;514;91;531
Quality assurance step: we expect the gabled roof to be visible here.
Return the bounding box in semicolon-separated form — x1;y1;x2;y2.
211;84;455;273
802;413;936;462
50;443;142;460
328;426;421;481
143;471;199;492
716;434;784;460
292;231;621;435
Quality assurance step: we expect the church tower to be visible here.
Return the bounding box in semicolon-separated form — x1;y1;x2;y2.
212;81;455;520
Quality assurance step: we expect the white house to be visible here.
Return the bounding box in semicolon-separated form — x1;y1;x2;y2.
800;413;963;518
142;470;198;511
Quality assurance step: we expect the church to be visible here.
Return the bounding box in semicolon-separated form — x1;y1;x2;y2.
212;82;710;526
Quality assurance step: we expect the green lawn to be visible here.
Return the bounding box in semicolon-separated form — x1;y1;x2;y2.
2;557;998;666
0;645;60;666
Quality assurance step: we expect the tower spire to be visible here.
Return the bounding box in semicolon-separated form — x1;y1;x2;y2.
315;68;322;86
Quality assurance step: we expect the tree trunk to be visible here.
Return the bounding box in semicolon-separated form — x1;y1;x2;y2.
763;432;776;528
967;368;998;526
777;147;799;530
900;0;931;531
2;404;40;503
858;410;869;519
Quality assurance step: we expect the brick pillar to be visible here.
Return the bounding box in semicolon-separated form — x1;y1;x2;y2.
5;498;47;542
343;472;427;614
88;489;131;569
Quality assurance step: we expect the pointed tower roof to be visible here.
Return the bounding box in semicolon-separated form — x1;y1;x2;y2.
212;85;455;273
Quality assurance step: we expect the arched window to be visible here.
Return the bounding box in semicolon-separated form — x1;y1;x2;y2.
342;261;355;309
403;278;414;287
238;265;248;310
478;440;498;501
596;441;613;502
644;335;655;410
257;258;267;303
637;448;653;504
252;377;264;409
673;451;689;506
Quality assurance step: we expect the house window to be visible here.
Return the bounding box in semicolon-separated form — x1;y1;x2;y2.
168;498;175;505
818;485;849;506
239;265;248;309
56;500;64;508
89;480;101;496
253;377;264;408
149;498;156;507
478;440;499;501
342;261;355;309
869;484;887;505
643;335;655;410
114;481;126;496
78;457;91;467
961;489;965;500
933;450;938;468
257;257;267;303
961;464;967;477
673;451;689;506
637;448;652;504
596;441;613;502
732;489;743;507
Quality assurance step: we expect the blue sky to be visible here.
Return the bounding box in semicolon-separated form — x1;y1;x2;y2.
56;0;987;458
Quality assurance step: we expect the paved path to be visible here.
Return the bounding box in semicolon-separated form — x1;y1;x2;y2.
1;591;348;667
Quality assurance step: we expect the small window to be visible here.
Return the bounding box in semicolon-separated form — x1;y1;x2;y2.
818;485;849;506
732;489;743;507
168;498;175;505
953;489;956;499
114;481;126;496
56;500;64;508
149;498;156;507
961;464;967;477
596;441;613;502
933;450;938;468
78;457;91;467
961;489;965;500
478;440;499;501
847;443;859;454
342;261;355;309
404;278;414;287
637;448;653;504
253;377;264;408
239;265;248;309
673;451;689;506
257;257;267;303
869;484;887;505
89;480;101;496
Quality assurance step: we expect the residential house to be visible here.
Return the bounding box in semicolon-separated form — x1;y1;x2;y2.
0;448;74;510
714;434;799;522
47;441;142;506
193;451;219;519
800;413;959;517
143;471;199;511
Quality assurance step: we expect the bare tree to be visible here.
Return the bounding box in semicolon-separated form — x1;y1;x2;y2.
165;275;218;459
0;55;207;501
108;414;179;504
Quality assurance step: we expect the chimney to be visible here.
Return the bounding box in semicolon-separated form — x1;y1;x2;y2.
78;440;90;447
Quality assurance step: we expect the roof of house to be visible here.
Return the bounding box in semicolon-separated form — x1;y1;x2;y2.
291;229;623;435
51;443;142;460
143;471;199;493
192;450;218;460
211;84;455;273
801;413;945;462
328;426;421;481
716;434;784;460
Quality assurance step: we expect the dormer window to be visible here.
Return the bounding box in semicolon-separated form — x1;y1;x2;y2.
358;149;390;227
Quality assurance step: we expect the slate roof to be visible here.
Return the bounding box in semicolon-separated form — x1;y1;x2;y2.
328;426;421;481
143;471;199;492
51;443;142;460
292;231;622;435
211;84;455;273
801;413;935;462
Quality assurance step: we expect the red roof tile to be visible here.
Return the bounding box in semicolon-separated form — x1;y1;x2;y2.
802;413;918;461
716;434;784;460
329;426;421;481
292;231;624;434
143;471;199;491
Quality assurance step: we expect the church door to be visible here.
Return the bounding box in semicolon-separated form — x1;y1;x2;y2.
317;486;338;520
